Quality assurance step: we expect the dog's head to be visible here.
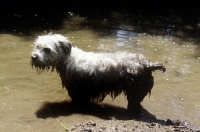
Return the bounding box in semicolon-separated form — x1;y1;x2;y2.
31;34;72;71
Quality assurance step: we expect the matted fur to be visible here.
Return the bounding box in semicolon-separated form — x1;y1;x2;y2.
31;34;166;112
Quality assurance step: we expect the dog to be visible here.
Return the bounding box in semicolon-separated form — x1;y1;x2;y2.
31;34;166;113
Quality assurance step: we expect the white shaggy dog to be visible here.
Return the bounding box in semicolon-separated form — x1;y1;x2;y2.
31;34;166;113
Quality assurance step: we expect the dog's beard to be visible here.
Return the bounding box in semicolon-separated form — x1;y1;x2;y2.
30;51;59;73
30;59;55;73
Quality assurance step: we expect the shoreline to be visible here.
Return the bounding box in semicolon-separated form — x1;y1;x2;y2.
70;119;200;132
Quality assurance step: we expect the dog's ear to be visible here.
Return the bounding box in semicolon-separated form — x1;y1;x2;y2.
59;41;72;54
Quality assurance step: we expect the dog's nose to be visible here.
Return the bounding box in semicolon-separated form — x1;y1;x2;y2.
31;55;37;61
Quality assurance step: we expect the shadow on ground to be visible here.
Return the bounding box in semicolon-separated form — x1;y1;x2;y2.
36;100;166;125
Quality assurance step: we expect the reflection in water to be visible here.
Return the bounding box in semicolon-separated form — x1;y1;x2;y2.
1;12;200;131
115;30;137;47
97;30;138;51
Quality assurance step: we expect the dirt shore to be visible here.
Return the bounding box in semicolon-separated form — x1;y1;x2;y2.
70;119;200;132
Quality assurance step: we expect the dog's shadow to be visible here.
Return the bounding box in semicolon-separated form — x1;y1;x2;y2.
36;100;167;125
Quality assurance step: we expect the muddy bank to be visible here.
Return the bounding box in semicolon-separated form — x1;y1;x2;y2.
70;119;200;132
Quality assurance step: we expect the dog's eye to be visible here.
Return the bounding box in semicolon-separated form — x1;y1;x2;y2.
43;48;51;53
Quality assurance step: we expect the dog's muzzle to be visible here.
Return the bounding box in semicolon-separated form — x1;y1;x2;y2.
31;55;37;61
31;55;40;65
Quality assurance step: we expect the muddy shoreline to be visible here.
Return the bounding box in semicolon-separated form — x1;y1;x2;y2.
70;119;200;132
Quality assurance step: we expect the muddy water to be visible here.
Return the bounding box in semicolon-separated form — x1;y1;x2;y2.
1;14;200;131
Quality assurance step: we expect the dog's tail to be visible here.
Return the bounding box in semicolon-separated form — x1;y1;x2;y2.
149;62;166;72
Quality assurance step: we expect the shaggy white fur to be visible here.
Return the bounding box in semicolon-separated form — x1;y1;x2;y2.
69;48;148;75
32;34;155;75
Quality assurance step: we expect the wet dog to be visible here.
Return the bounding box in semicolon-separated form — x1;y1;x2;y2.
31;34;166;113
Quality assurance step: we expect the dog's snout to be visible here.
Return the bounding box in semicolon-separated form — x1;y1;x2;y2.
31;55;37;61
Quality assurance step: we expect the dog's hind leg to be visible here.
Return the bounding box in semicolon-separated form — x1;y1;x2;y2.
126;86;144;115
126;71;154;115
